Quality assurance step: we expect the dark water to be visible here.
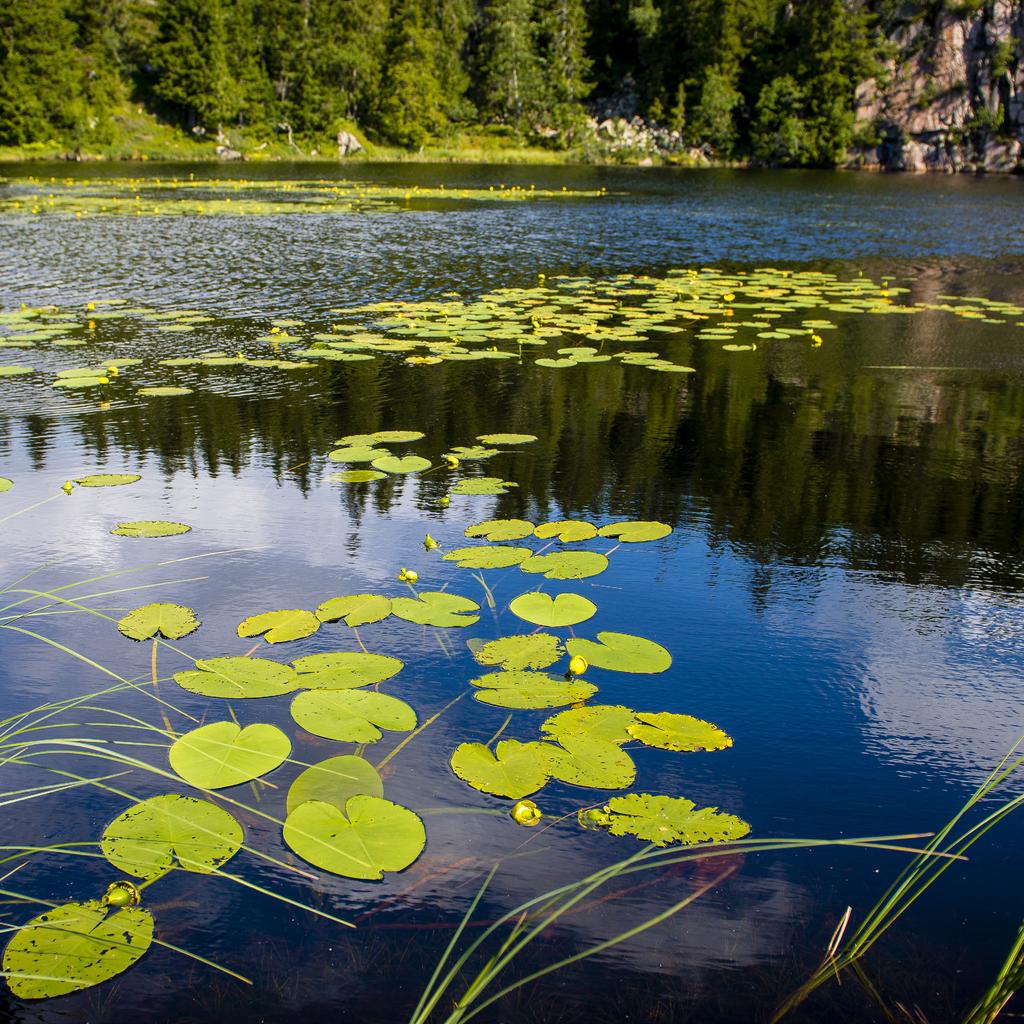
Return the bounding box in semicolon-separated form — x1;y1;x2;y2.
1;163;1024;1024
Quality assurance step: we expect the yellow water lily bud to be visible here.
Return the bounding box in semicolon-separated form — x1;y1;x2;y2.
107;366;119;376
723;292;735;303
445;455;459;469
567;655;588;678
398;567;419;584
511;799;542;827
811;334;823;347
438;495;450;509
88;320;96;330
86;301;95;311
98;376;110;385
102;879;141;909
61;480;74;495
423;533;439;552
98;401;111;410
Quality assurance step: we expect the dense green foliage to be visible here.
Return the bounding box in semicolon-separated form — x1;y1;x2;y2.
0;0;883;164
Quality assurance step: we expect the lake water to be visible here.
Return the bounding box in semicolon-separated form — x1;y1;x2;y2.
1;163;1024;1024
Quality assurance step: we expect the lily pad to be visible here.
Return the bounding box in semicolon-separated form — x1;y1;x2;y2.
169;722;290;790
282;796;425;879
330;469;387;483
101;794;243;878
2;901;153;999
471;671;597;709
541;705;638;746
291;689;417;742
443;445;497;461
534;520;598;543
508;592;596;627
543;735;637;789
578;792;751;847
565;632;672;674
237;608;321;644
450;477;518;495
449;739;551;798
0;478;12;492
73;473;141;487
597;521;672;543
519;551;609;580
137;386;193;397
474;633;564;671
626;712;733;752
327;445;388;463
291;651;403;689
117;602;200;641
0;366;33;377
286;755;383;814
465;518;536;541
315;594;392;627
391;592;480;627
371;455;431;474
111;520;192;538
369;430;426;443
173;657;297;698
476;433;537;445
442;546;532;569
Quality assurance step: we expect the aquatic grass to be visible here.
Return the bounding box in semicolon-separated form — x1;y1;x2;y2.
963;918;1024;1024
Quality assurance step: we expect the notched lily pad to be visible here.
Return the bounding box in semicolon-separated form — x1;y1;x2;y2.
450;740;551;799
626;712;733;752
541;705;638;746
287;755;383;814
578;793;751;847
371;455;431;474
534;520;598;543
173;657;297;698
237;608;320;644
330;469;387;483
543;735;637;789
476;433;537;445
470;671;597;709
291;651;403;689
474;633;564;672
450;477;518;495
315;594;392;627
169;722;291;790
597;521;672;543
111;520;191;538
519;551;608;580
391;592;480;627
508;592;596;627
565;632;672;674
101;793;243;878
73;473;141;487
465;518;536;541
117;602;200;641
442;546;532;569
291;689;417;742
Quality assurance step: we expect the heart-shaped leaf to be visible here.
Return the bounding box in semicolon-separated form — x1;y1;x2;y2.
476;433;537;445
111;520;192;538
471;671;596;709
474;633;564;671
443;445;498;461
391;592;480;627
2;901;153;999
291;651;403;689
450;740;551;798
541;705;638;746
237;609;320;644
597;521;672;543
101;794;243;878
369;430;425;443
464;518;536;541
315;594;392;626
169;722;290;789
534;520;597;542
578;793;751;847
450;477;518;495
282;796;425;878
508;592;597;627
519;551;608;580
330;469;387;483
543;736;636;789
287;755;383;814
327;445;389;463
626;713;733;752
73;473;141;487
173;657;297;698
291;689;417;742
371;455;431;474
442;546;532;569
565;633;671;674
118;603;200;641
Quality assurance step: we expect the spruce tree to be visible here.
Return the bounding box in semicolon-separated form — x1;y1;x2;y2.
475;0;545;133
540;0;592;140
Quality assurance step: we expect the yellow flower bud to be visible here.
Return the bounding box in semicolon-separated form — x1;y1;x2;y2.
511;799;542;827
102;880;141;909
567;655;588;678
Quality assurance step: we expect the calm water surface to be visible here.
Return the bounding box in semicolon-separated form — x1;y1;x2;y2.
1;164;1024;1024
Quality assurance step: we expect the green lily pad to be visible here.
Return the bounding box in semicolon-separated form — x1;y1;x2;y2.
597;521;672;543
476;433;537;445
137;386;194;396
282;796;425;879
0;365;33;377
450;477;518;495
315;594;392;626
371;455;432;474
578;793;751;847
442;546;532;569
369;430;426;443
53;376;106;388
509;592;597;627
465;518;536;541
330;469;387;483
475;633;564;671
101;793;243;878
286;755;383;814
565;632;672;674
541;705;638;746
0;478;12;492
117;602;200;641
534;520;598;542
450;739;551;798
543;735;637;789
327;445;389;463
173;657;297;698
291;689;417;742
391;592;480;627
291;651;403;689
471;671;596;709
2;901;153;999
519;551;609;580
626;712;733;752
169;722;290;789
111;520;192;538
237;608;321;644
74;473;141;487
444;445;497;460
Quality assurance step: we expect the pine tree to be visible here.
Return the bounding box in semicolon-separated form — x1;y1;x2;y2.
539;0;592;140
475;0;545;133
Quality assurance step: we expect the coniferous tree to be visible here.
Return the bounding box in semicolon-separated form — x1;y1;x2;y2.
540;0;592;139
475;0;544;132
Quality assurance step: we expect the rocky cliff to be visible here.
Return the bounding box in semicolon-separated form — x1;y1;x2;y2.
850;0;1023;171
